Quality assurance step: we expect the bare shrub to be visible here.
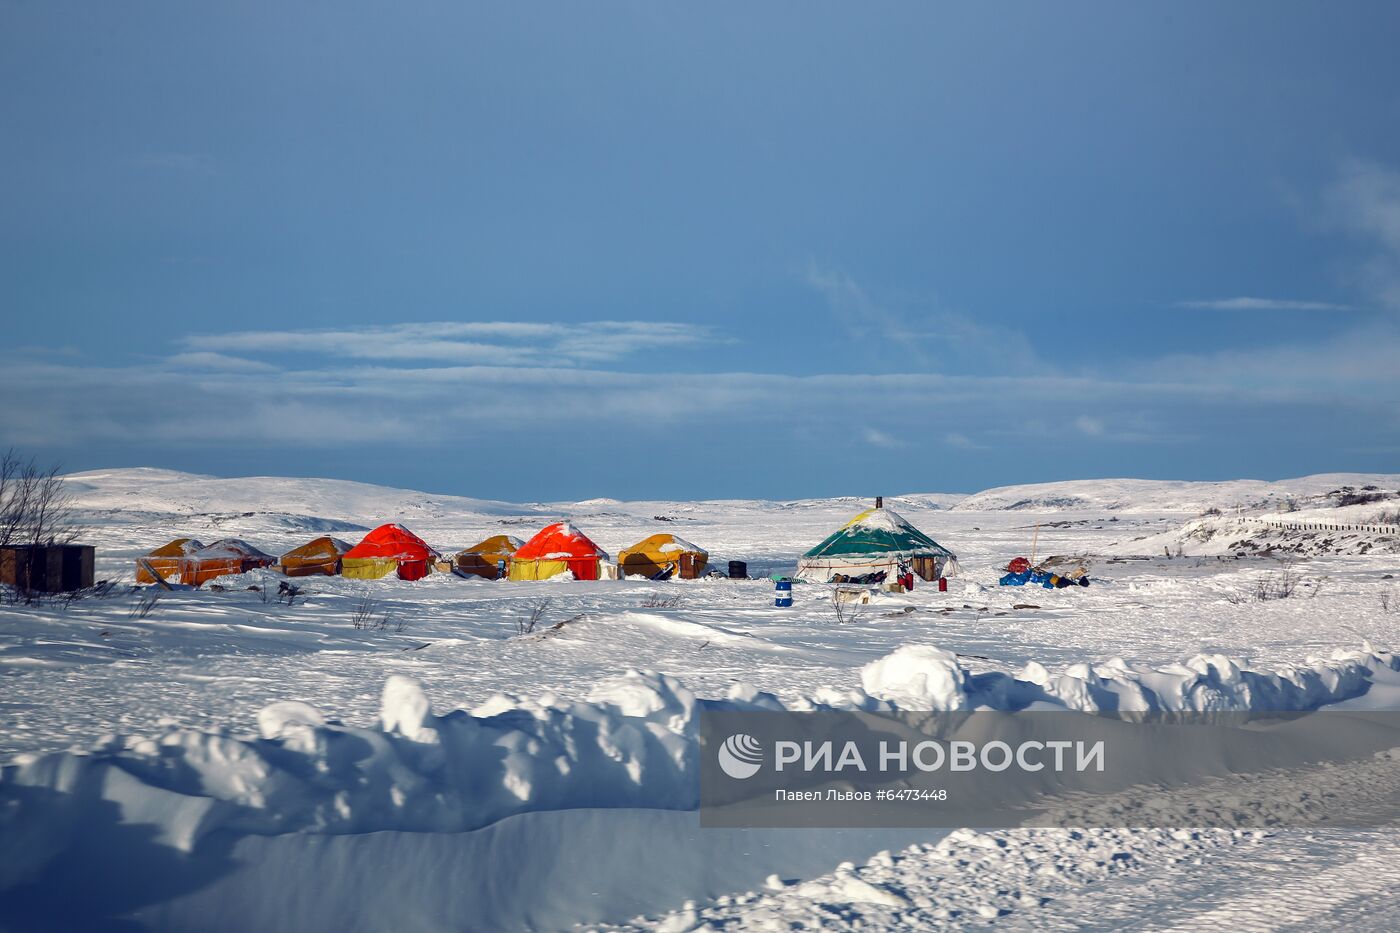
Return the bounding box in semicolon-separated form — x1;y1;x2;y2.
828;586;869;624
58;579;119;610
640;594;681;609
349;595;404;633
0;450;81;549
1226;559;1306;604
277;581;303;606
352;596;379;629
517;597;551;635
1257;559;1301;600
129;591;161;619
1383;589;1398;614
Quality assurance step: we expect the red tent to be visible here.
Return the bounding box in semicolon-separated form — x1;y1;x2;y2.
509;522;609;581
342;524;439;581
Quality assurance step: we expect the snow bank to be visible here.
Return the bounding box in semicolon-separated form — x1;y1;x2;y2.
860;646;971;711
860;643;1396;713
3;644;1397;881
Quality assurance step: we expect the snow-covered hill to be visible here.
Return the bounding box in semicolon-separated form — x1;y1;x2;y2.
954;474;1400;514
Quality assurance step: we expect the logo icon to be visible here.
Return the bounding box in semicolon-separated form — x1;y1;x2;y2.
717;733;764;779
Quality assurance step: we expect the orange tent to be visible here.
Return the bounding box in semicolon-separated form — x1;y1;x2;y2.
455;534;524;580
179;539;275;586
136;538;204;584
342;524;439;581
618;533;708;580
508;522;609;581
279;536;353;577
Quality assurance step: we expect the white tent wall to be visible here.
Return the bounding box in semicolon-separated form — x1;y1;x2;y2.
794;554;958;584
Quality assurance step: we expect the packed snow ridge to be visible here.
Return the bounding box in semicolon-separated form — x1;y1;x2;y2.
2;643;1395;880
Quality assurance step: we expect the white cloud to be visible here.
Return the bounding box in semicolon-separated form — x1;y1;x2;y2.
943;433;985;450
1142;322;1400;393
863;428;904;449
180;320;713;367
0;348;1244;451
1325;160;1400;311
803;263;1050;376
1176;297;1354;312
1075;416;1105;437
4;289;1397;458
163;352;279;373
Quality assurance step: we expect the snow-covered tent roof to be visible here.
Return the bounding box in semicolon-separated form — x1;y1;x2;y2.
801;508;955;561
190;538;275;562
618;533;709;579
508;522;611;581
795;508;957;583
456;534;525;560
619;533;707;560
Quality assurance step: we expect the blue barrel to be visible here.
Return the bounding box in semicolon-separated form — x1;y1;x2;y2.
774;577;793;608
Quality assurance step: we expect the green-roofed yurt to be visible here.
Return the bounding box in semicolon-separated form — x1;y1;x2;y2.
795;507;957;583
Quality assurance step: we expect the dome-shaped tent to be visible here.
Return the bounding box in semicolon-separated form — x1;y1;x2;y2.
342;524;439;581
795;508;957;584
508;523;609;581
179;539;276;586
135;538;204;584
455;534;524;580
618;533;708;580
279;536;354;577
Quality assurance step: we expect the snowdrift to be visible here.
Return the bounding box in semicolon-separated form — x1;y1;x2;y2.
3;645;1397;867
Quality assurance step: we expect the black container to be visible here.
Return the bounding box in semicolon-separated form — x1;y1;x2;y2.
728;560;748;579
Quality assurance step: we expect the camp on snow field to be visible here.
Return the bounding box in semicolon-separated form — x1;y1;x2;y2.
278;536;354;578
795;507;958;584
7;469;1400;931
341;524;440;581
128;523;711;587
508;522;614;581
454;534;525;580
617;533;708;580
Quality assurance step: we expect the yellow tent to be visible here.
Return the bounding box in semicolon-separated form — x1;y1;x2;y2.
455;534;524;579
279;536;353;577
135;538;204;584
618;533;708;579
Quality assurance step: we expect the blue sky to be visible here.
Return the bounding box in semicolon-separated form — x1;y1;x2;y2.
2;2;1399;500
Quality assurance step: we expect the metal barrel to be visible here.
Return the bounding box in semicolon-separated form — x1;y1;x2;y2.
774;577;793;608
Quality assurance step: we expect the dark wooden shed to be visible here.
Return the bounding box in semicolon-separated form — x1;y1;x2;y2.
0;544;95;593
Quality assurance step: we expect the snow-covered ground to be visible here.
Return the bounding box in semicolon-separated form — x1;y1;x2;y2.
3;468;1400;931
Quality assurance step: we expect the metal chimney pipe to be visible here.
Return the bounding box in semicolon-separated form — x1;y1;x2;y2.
876;496;883;509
